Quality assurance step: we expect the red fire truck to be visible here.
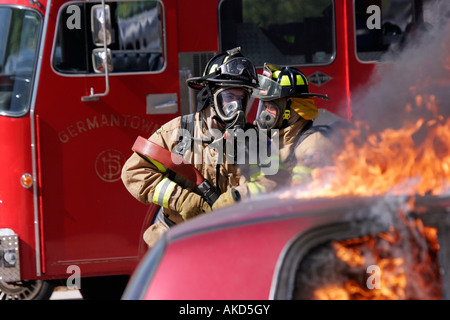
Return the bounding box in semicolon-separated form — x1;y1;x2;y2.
0;0;431;299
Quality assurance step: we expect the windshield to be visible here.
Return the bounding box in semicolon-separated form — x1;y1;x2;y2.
0;7;41;116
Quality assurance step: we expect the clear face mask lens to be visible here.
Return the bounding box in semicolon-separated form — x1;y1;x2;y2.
217;89;248;117
264;102;278;114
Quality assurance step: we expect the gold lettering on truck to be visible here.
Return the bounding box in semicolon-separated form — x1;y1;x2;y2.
57;114;158;143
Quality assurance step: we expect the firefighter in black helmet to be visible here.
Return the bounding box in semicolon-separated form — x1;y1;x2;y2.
121;48;259;248
187;47;259;130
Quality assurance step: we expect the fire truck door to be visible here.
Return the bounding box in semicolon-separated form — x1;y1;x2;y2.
33;0;179;277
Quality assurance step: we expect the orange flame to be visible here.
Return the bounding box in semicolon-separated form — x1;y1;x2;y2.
281;94;450;200
289;93;446;299
311;213;442;300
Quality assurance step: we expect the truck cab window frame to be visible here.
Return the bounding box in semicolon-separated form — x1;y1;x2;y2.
218;0;336;67
52;0;165;75
0;6;42;117
354;0;415;62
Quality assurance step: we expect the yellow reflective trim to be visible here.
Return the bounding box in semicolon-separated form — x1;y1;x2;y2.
249;165;263;181
259;156;284;170
152;178;165;205
250;171;262;182
162;180;176;208
279;75;291;86
208;63;219;74
256;182;266;193
292;166;312;174
265;155;281;162
273;70;281;79
152;178;176;208
292;174;310;184
296;74;305;85
149;158;167;173
247;182;260;196
292;166;312;184
247;182;266;196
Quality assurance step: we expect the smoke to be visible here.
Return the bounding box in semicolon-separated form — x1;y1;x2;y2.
351;1;450;133
286;1;450;199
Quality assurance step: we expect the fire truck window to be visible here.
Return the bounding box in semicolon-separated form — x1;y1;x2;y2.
354;0;413;62
0;8;41;116
219;0;335;67
53;0;164;74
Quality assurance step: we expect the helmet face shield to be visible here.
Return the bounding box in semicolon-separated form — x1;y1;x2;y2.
253;65;330;101
187;54;259;90
218;57;258;81
252;75;282;101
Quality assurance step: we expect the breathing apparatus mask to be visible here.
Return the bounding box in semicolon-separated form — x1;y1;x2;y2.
213;87;251;129
208;55;257;129
256;98;290;130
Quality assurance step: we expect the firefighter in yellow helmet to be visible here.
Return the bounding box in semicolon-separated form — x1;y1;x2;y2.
211;64;333;211
253;63;333;185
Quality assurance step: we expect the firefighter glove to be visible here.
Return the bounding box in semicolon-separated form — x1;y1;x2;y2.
212;188;240;211
175;188;211;220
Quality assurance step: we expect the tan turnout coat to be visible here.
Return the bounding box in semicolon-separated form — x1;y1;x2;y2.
121;108;249;247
